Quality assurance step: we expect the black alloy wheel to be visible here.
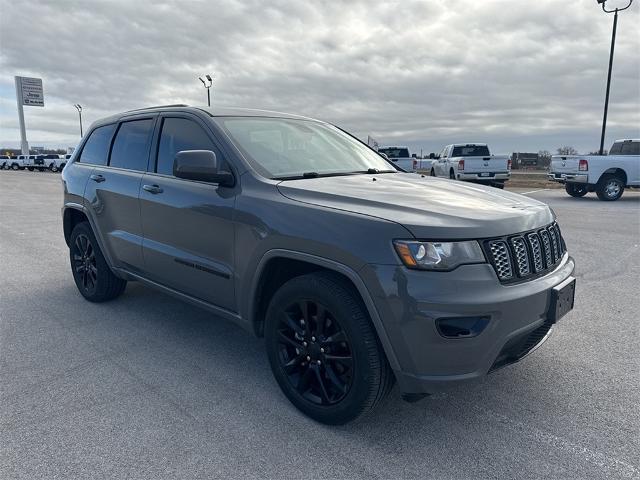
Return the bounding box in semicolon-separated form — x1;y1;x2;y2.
276;299;353;406
265;272;394;424
72;233;98;295
68;221;126;302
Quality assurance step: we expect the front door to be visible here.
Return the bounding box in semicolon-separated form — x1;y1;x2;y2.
139;114;236;312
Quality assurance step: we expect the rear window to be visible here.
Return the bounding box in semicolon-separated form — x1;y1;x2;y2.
378;147;410;158
452;145;490;157
609;141;639;155
79;124;117;165
109;119;154;171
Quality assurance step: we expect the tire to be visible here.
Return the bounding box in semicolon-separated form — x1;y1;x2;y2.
69;222;127;302
50;163;59;172
565;183;588;198
449;169;455;180
596;174;624;201
430;168;436;177
265;272;394;425
11;163;19;171
27;167;34;171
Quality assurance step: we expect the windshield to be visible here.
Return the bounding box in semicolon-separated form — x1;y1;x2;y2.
216;117;395;178
378;147;410;158
452;145;490;157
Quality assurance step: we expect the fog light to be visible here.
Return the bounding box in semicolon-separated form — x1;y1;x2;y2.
436;316;490;339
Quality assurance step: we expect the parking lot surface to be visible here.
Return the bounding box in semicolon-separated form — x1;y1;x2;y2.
1;172;639;479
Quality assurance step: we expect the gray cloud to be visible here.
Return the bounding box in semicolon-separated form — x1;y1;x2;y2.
0;0;638;154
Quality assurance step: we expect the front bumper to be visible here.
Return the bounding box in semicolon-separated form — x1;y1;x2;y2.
360;254;575;394
548;172;589;183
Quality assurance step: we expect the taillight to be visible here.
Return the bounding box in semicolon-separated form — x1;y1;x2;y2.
579;159;588;171
458;159;465;171
507;159;512;170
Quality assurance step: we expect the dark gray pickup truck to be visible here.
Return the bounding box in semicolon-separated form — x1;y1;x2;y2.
61;105;576;424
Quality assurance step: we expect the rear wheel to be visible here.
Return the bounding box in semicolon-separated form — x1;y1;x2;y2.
449;169;455;180
27;167;34;171
11;163;19;170
265;272;394;425
69;222;127;302
596;174;624;201
50;163;59;172
565;183;588;198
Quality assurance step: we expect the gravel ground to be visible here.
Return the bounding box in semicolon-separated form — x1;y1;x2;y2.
1;171;639;479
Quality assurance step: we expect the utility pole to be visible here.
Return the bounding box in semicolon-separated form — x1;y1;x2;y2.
199;74;213;107
596;0;633;155
74;104;83;137
14;77;29;155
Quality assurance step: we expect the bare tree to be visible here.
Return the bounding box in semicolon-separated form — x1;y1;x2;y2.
538;150;552;168
556;146;578;155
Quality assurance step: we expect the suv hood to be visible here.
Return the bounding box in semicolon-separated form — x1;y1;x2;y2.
277;173;553;239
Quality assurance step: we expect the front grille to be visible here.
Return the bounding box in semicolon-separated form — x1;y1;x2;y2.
483;222;567;283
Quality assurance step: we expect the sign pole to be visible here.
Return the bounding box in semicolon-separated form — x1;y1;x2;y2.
14;76;29;155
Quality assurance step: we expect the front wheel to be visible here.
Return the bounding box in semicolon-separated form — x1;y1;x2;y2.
50;163;59;172
69;222;127;302
27;167;34;171
265;272;394;425
565;183;588;198
596;174;624;201
11;163;19;170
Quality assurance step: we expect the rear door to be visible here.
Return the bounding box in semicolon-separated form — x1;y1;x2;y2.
83;115;156;273
139;113;236;312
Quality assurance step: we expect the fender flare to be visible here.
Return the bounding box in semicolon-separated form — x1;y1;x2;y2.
249;249;401;371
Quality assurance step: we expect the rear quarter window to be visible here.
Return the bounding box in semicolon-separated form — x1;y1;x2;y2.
79;124;117;165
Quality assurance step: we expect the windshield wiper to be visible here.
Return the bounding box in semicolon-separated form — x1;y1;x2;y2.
272;169;397;180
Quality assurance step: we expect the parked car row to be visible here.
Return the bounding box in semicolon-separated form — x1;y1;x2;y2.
0;154;71;172
548;139;639;201
378;143;511;189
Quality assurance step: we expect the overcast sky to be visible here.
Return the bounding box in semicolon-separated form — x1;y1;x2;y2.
0;0;638;155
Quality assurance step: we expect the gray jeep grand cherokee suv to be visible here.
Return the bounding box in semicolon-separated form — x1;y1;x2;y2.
62;105;576;424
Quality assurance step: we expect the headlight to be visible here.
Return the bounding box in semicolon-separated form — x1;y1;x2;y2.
393;240;486;271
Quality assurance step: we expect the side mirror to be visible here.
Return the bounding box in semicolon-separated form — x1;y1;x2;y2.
173;150;234;186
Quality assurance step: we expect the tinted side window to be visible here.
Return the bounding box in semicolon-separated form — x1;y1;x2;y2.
621;142;640;155
79;124;116;165
109;119;154;171
156;118;219;176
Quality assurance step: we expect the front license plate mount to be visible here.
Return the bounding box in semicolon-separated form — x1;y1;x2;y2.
549;277;576;323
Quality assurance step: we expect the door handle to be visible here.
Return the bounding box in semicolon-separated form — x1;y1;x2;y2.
142;184;163;194
90;174;105;183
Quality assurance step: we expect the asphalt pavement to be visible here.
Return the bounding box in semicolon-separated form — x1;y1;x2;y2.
1;171;639;479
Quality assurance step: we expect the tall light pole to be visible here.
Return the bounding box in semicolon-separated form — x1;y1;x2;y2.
74;104;83;137
199;74;213;107
596;0;633;155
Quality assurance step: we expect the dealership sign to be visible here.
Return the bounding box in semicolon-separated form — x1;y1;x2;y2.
17;76;44;107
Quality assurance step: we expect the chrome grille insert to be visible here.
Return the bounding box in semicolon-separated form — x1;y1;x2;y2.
488;240;513;280
527;233;544;273
511;237;530;276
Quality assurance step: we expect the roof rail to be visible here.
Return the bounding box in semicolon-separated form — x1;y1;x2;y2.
123;104;190;113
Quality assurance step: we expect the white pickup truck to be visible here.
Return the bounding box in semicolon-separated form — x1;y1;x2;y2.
377;146;427;172
430;143;511;188
548;139;639;201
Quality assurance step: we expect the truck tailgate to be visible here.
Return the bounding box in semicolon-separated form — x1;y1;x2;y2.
550;156;580;173
463;156;509;174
